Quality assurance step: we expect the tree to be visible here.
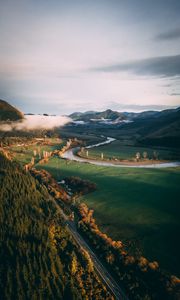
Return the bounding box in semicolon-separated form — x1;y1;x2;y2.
143;151;148;160
71;253;78;275
63;280;80;300
135;152;141;162
153;151;158;160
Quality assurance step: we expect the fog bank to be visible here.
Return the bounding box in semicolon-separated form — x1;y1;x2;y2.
0;115;71;131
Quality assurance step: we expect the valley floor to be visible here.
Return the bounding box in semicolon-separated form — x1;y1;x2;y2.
8;136;180;276
40;157;180;277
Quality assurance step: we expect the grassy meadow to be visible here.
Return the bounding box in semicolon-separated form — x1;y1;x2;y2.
10;138;180;276
84;139;180;161
38;157;180;276
11;138;64;165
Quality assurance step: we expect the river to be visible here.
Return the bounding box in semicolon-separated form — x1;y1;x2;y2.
61;137;180;168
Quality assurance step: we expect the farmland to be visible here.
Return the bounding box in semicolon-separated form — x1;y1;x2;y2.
11;138;64;165
38;156;180;277
80;139;180;161
9;137;180;276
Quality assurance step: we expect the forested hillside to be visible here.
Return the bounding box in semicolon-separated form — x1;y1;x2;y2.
0;153;113;300
0;99;24;121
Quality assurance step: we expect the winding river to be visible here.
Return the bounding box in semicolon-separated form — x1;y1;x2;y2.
62;137;180;168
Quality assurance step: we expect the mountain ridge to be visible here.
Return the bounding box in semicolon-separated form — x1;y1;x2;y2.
69;109;126;122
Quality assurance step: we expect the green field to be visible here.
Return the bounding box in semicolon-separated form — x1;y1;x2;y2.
11;138;180;276
11;139;64;165
84;139;180;161
38;157;180;276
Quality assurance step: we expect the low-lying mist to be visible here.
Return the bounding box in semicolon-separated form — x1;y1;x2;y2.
0;114;71;131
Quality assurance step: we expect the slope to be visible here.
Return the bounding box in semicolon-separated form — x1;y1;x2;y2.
0;99;24;121
0;153;113;300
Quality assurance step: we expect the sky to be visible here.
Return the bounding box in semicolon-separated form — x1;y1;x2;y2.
0;0;180;114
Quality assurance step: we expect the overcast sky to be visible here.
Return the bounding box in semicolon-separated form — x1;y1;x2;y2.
0;0;180;114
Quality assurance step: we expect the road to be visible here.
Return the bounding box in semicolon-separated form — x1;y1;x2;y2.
67;221;129;300
52;198;129;300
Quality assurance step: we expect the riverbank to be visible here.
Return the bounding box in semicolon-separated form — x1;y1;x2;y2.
77;151;171;166
61;137;180;168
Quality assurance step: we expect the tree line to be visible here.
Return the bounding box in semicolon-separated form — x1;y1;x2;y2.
77;203;180;300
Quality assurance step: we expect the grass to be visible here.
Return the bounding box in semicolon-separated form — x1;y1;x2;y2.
11;138;64;165
84;139;180;161
38;157;180;276
11;137;180;276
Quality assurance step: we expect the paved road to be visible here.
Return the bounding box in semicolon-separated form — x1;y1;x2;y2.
62;137;180;168
53;198;129;300
67;221;129;300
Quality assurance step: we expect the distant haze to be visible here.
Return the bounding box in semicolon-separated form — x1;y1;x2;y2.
0;0;180;114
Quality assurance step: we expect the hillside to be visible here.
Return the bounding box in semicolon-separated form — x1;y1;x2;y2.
0;153;112;300
124;110;160;120
0;99;24;121
131;107;180;147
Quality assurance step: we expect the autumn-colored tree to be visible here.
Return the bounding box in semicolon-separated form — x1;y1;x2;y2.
71;253;78;275
135;152;141;161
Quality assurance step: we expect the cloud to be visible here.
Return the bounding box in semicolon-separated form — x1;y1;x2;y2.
0;114;71;132
91;55;180;78
155;28;180;41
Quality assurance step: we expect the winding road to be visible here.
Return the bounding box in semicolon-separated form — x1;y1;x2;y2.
52;197;129;300
62;137;180;168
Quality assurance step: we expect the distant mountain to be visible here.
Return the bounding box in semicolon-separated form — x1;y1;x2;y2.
69;106;180;147
116;107;180;147
69;112;84;119
124;110;160;120
138;107;180;147
0;99;24;121
69;109;126;122
69;109;164;122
